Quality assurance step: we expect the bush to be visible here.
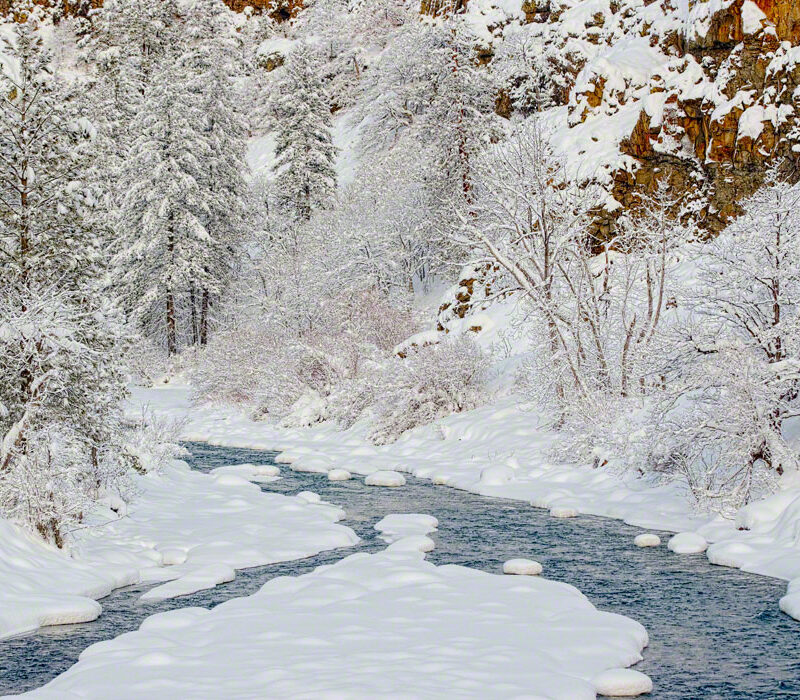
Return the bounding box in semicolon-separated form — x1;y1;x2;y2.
369;335;491;445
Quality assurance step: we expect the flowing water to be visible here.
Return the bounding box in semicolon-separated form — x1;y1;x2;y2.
1;442;799;698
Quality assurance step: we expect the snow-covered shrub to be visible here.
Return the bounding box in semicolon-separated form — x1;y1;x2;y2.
124;407;188;475
369;335;491;445
123;338;178;386
630;174;800;512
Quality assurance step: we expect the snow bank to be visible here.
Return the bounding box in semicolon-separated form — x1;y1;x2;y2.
69;461;358;605
0;442;359;639
22;548;649;699
327;468;351;481
364;470;406;487
503;558;543;576
140;563;236;602
0;518;133;640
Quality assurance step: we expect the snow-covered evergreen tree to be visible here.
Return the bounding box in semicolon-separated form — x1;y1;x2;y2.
272;45;338;221
0;5;128;546
115;52;211;356
183;0;250;345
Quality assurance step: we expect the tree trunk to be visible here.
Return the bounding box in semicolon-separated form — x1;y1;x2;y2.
189;284;199;346
200;289;210;346
166;290;177;356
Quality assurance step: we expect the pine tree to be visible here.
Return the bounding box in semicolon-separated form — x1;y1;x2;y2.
115;51;212;356
272;46;338;221
0;4;128;546
183;0;250;346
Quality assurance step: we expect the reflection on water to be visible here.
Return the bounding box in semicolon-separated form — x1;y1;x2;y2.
1;442;798;698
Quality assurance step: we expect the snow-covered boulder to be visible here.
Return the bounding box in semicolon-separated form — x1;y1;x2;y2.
375;514;438;543
668;532;708;554
550;506;579;518
634;534;661;548
503;558;543;576
365;471;406;487
593;668;653;696
327;469;351;481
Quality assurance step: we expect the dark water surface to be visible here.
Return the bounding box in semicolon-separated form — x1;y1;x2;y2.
1;442;798;698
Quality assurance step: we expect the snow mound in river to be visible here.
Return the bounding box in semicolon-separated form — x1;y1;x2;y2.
634;534;661;548
668;532;708;554
365;470;406;487
503;558;543;576
374;514;438;543
327;468;351;481
20;549;650;699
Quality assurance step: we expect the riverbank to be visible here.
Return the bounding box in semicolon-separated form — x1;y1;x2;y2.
0;452;358;641
134;383;800;621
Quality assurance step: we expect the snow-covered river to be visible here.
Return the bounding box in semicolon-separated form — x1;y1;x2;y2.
1;442;799;698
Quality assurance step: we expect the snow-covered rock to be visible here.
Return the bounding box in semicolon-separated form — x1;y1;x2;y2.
779;578;800;620
327;468;351;481
550;506;579;518
503;558;543;576
592;668;653;696
374;514;438;543
364;470;406;487
668;532;708;554
634;534;661;548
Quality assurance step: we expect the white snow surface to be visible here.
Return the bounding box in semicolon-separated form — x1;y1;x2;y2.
21;548;649;700
592;668;654;696
327;468;352;481
374;513;439;543
0;452;357;639
209;462;280;482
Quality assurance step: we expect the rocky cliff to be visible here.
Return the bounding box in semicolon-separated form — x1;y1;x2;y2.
425;0;800;238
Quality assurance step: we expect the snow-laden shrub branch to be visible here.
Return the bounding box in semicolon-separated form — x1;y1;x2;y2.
369;335;492;445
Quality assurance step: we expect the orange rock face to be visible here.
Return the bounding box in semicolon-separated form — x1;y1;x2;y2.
754;0;800;42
